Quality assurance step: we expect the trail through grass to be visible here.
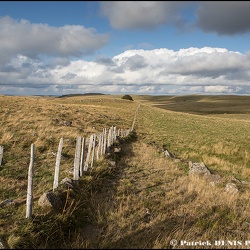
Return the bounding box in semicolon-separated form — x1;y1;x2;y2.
73;139;249;249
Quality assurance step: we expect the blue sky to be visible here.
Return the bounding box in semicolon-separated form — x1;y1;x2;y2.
0;1;250;96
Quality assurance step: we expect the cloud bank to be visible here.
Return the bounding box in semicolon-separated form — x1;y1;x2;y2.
1;46;250;96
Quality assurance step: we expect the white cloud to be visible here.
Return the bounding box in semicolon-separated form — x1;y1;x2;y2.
0;16;109;65
204;85;233;93
1;47;250;95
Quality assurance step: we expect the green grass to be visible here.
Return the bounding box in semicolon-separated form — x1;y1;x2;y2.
135;100;250;180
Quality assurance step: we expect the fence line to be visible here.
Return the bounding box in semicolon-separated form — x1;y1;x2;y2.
0;103;141;219
0;103;140;218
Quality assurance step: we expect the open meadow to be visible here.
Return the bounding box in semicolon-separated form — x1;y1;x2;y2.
0;94;249;249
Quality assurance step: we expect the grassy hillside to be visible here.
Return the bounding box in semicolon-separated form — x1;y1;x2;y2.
135;94;250;116
136;101;250;180
0;94;249;248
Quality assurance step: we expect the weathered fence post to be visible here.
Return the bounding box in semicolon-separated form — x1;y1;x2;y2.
103;128;107;155
111;126;114;145
90;134;96;168
114;126;117;142
84;135;94;171
0;146;3;167
80;137;86;176
26;143;35;219
100;133;104;156
107;128;111;150
53;138;63;191
96;134;102;160
73;136;81;185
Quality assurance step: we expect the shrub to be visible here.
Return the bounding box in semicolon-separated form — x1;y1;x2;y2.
121;95;133;101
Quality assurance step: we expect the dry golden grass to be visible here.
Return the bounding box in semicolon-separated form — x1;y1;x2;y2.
0;95;138;240
0;94;249;249
72;141;249;249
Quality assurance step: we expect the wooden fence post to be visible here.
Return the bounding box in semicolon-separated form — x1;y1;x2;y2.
107;128;111;150
53;138;63;191
80;137;86;176
103;128;107;155
96;134;102;160
90;134;96;168
100;133;104;156
84;135;94;171
73;136;81;184
111;126;114;145
114;126;117;142
0;146;3;167
26;143;35;219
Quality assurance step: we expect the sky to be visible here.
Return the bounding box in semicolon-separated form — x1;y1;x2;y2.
0;1;250;96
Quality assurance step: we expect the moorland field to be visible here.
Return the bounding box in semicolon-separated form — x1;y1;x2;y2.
0;94;249;249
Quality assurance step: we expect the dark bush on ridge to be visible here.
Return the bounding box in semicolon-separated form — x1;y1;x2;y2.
121;95;134;101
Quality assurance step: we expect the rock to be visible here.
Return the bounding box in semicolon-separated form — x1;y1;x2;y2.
143;208;152;223
205;174;221;186
38;192;63;210
225;183;238;194
231;176;242;184
108;160;116;167
174;159;181;163
114;147;121;153
59;120;72;126
163;149;175;158
241;181;250;186
60;177;74;189
188;161;211;175
0;199;15;208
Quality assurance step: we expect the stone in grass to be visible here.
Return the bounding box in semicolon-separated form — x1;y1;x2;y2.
205;174;222;186
225;183;238;194
0;199;15;208
114;147;121;153
38;191;63;210
163;149;175;158
188;161;211;176
60;177;74;189
59;120;72;126
108;160;116;167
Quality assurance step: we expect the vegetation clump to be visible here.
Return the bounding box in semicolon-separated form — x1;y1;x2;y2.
121;94;133;101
